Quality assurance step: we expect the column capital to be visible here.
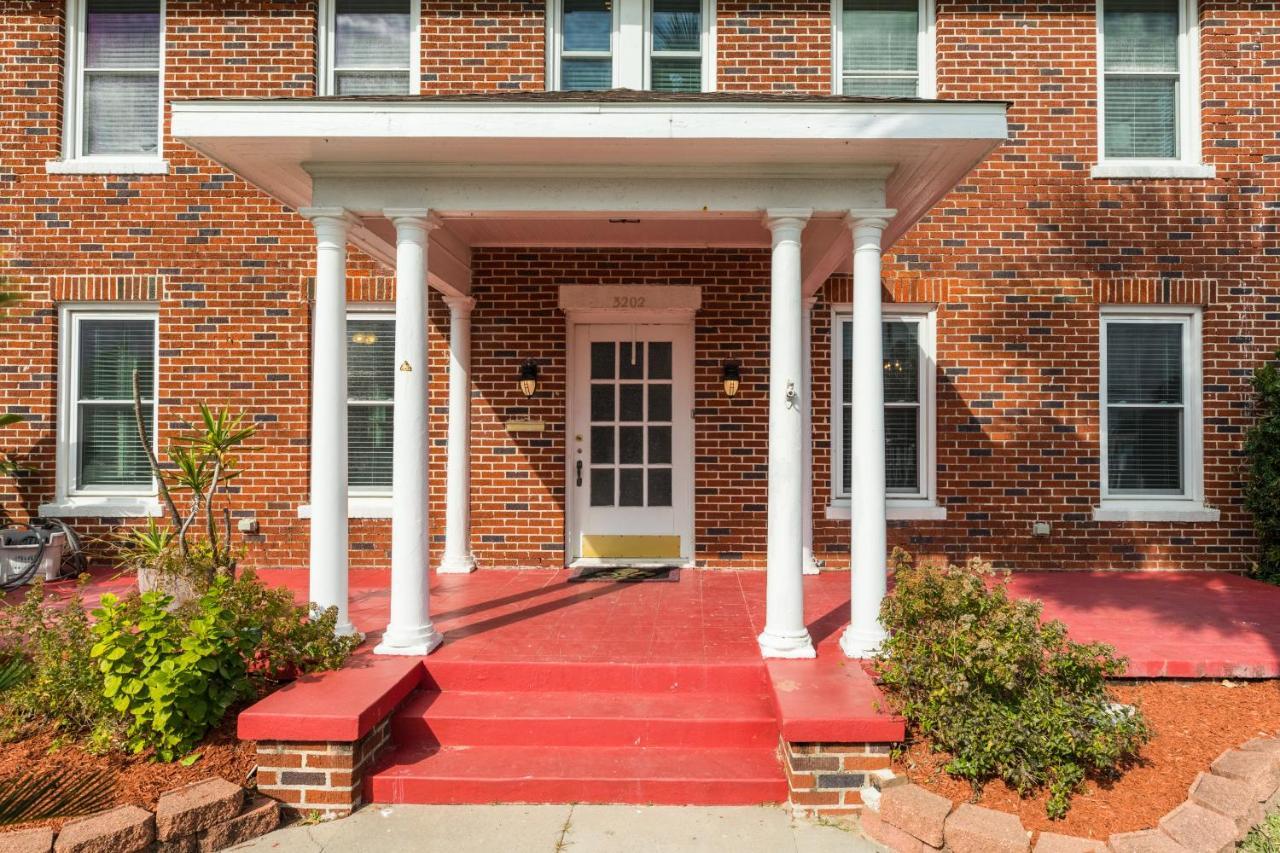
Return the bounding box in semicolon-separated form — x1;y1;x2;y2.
299;207;357;243
444;295;476;316
844;209;897;240
383;208;442;231
803;294;820;311
762;208;813;233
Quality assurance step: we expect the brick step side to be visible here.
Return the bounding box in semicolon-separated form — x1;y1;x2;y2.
367;744;788;806
391;688;779;748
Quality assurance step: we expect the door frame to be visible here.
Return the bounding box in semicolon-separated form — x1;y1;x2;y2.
560;285;700;566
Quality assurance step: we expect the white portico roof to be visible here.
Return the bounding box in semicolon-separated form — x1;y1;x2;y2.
171;92;1007;294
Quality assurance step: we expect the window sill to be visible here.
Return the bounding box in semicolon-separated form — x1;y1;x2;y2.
45;157;169;176
297;498;393;520
1092;503;1220;523
1090;162;1216;180
826;501;948;522
38;497;163;518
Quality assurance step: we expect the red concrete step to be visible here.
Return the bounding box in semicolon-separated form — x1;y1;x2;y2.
367;744;787;806
391;689;779;748
421;659;769;694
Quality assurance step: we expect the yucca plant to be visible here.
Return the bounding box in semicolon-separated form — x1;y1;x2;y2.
0;656;30;692
0;767;115;826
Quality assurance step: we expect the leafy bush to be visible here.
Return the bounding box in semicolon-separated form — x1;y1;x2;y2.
91;578;258;761
1245;348;1280;585
875;550;1151;819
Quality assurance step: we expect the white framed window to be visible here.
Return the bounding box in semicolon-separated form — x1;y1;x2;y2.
1092;0;1213;179
832;0;935;98
40;305;162;518
1095;307;1215;522
318;0;421;96
347;311;396;497
48;0;168;175
546;0;715;92
829;305;943;521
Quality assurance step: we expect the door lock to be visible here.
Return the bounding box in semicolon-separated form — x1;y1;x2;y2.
576;460;583;487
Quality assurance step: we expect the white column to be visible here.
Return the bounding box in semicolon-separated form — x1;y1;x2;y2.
438;295;476;574
375;209;443;656
758;209;816;660
840;211;895;659
802;294;820;575
302;207;355;637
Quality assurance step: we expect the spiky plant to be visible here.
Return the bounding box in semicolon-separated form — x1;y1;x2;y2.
0;768;116;826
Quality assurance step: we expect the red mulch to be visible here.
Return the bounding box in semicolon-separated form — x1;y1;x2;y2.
0;717;256;835
893;680;1280;842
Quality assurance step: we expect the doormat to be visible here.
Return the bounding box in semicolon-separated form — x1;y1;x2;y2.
568;565;681;583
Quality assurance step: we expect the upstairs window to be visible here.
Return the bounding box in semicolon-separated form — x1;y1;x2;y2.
548;0;713;92
320;0;419;96
835;0;934;98
347;313;395;494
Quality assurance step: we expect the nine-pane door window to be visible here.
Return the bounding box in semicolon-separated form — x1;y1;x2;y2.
1100;0;1185;159
326;0;416;95
838;0;929;97
347;315;396;493
79;0;163;157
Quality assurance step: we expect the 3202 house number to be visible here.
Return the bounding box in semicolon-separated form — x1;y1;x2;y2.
613;296;647;308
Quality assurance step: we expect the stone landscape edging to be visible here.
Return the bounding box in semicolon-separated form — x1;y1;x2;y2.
857;735;1280;853
0;776;281;853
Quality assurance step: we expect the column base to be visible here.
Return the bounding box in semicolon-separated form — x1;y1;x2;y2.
757;629;817;660
437;554;477;574
839;625;887;659
802;548;820;576
334;620;358;638
374;625;444;657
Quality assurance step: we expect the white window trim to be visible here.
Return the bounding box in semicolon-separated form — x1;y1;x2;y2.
830;0;936;98
827;303;943;521
1094;305;1216;523
546;0;716;92
40;303;163;519
1092;0;1214;180
317;0;423;97
47;0;169;175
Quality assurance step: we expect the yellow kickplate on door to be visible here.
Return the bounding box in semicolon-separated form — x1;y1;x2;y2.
581;535;681;560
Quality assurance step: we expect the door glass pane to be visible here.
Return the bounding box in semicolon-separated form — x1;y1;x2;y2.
1106;322;1182;404
648;469;672;507
648;342;672;379
590;426;614;464
591;341;615;379
882;321;920;404
591;384;614;421
619;342;644;379
619;426;644;464
590;468;615;506
648;426;672;465
619;384;644;421
648;384;672;422
619;468;644;506
885;408;919;492
1107;407;1182;493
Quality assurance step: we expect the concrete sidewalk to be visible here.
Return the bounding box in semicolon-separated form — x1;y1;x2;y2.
231;804;885;852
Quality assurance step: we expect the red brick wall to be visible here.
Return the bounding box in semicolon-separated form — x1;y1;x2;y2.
1;0;1276;574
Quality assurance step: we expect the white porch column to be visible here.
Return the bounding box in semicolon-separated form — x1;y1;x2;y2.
302;207;355;636
802;294;819;575
375;209;443;656
758;209;816;660
438;295;476;574
840;211;895;659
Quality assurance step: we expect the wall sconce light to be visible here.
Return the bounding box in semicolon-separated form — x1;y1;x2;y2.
519;360;540;398
721;360;741;399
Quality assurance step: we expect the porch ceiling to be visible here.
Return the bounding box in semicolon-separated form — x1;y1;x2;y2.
171;93;1008;295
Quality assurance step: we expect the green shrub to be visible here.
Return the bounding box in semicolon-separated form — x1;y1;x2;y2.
1245;349;1280;585
875;550;1151;819
1241;811;1280;853
91;578;258;761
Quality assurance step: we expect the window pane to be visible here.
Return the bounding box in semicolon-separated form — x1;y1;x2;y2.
591;384;614;421
1106;322;1183;405
841;401;852;494
1103;0;1179;73
1108;407;1182;493
590;467;615;506
885;407;920;493
85;0;160;68
619;426;643;464
591;342;615;379
335;71;412;95
348;404;394;489
348;319;395;402
653;0;700;51
1104;76;1177;159
842;0;918;77
648;426;672;465
619;468;644;506
78;319;154;401
563;0;612;51
590;426;615;464
882;321;920;404
79;403;151;488
619;384;643;421
619;342;644;378
562;58;612;90
842;76;919;97
652;57;701;93
841;320;853;404
648;342;672;379
335;0;412;69
83;72;159;156
648;384;672;422
648;469;672;507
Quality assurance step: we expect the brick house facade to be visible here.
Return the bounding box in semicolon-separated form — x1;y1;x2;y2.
0;0;1276;594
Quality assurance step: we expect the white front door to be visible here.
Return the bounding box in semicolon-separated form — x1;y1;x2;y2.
569;324;694;563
